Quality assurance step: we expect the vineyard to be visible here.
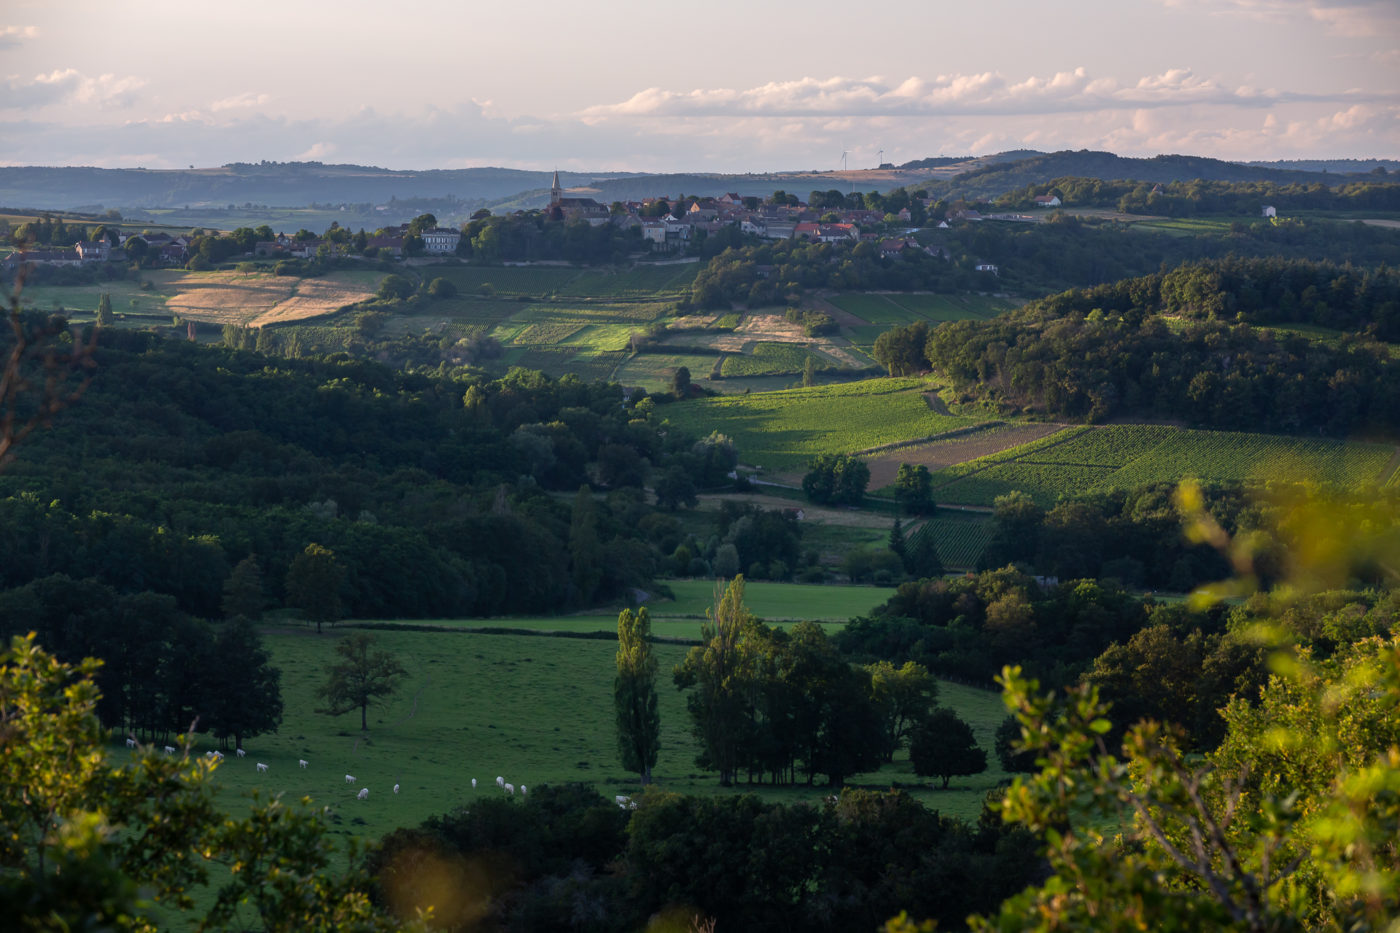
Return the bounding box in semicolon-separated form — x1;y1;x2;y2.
663;377;984;473
929;424;1395;506
909;511;997;570
719;342;830;377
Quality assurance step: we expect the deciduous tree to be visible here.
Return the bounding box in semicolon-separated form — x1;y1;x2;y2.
285;543;344;634
316;633;407;733
909;707;987;789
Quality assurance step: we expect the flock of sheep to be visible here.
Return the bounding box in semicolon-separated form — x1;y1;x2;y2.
128;737;638;810
126;736;540;805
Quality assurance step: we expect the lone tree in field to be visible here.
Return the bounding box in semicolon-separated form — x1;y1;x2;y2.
317;633;407;733
909;706;987;789
615;606;660;784
285;543;344;634
95;292;113;326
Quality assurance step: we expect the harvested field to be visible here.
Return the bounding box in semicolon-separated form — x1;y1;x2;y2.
865;422;1068;490
144;270;382;326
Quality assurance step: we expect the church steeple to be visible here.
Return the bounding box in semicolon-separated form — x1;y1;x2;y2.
550;169;562;206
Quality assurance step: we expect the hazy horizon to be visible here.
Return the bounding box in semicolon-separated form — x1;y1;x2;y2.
3;0;1397;172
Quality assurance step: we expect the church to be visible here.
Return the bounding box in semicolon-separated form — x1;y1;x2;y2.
547;171;611;226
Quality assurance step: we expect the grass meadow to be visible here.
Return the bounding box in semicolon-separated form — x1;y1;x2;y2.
662;377;984;472
830;292;1012;327
146;609;1013;876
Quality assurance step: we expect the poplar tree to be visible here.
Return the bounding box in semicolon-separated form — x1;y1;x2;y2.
614;606;660;784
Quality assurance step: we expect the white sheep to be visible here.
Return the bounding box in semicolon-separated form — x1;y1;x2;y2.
504;783;514;796
163;746;175;755
256;762;268;773
615;795;636;810
236;748;246;758
346;774;357;784
357;788;369;800
520;785;527;798
299;759;308;769
125;738;136;749
393;783;400;795
471;778;477;789
496;776;504;788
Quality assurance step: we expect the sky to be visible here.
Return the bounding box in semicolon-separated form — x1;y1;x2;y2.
2;0;1397;172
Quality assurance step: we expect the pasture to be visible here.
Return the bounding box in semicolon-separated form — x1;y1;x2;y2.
930;424;1397;507
663;377;984;473
165;618;1012;863
830;292;1012;327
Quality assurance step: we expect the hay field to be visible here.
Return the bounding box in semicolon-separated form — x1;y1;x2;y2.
144;269;383;326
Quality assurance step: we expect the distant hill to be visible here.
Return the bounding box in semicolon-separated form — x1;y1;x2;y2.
0;162;640;212
1242;158;1400;175
926;150;1374;201
0;151;1386;220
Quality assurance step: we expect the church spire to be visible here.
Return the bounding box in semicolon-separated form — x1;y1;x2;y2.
550;169;561;206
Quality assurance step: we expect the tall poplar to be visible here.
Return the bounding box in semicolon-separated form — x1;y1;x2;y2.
615;607;660;784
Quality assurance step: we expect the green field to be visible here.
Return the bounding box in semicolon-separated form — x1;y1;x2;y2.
663;377;984;472
719;341;828;377
432;264;696;300
650;578;889;620
830;292;1011;327
931;424;1396;507
1128;216;1236;237
171;620;1012;862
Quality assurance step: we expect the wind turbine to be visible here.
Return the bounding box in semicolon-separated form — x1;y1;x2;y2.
877;149;884;167
840;149;848;172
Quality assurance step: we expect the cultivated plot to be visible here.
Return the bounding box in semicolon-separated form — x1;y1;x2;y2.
931;424;1396;507
664;377;984;473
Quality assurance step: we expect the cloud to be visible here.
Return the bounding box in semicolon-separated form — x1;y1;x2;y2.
581;68;1392;120
1;68;146;110
0;25;38;49
210;92;271;112
1155;1;1400;38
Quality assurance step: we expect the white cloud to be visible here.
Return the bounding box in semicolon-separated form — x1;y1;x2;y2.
1;68;145;110
0;25;38;49
582;68;1391;120
210;92;271;112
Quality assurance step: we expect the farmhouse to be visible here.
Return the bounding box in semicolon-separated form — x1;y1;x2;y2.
1033;195;1061;207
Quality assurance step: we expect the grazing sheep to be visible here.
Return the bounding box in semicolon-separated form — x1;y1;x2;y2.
236;748;246;758
393;783;400;795
615;795;636;810
163;746;175;755
496;776;504;788
357;788;369;800
471;778;477;789
346;774;357;784
256;762;268;773
520;785;527;798
125;738;136;748
299;759;308;769
504;783;514;796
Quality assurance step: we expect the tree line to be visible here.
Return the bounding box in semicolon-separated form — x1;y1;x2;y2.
0;324;737;620
868;265;1400;432
994;175;1400;216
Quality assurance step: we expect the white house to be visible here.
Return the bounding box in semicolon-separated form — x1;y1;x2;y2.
421;227;462;254
1262;205;1277;218
1033;195;1061;207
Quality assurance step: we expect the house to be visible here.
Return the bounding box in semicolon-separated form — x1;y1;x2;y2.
366;236;403;257
420;227;461;254
1032;195;1061;207
74;241;109;262
974;262;999;275
717;192;744;206
879;238;918;256
1262;205;1277;218
640;221;668;248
